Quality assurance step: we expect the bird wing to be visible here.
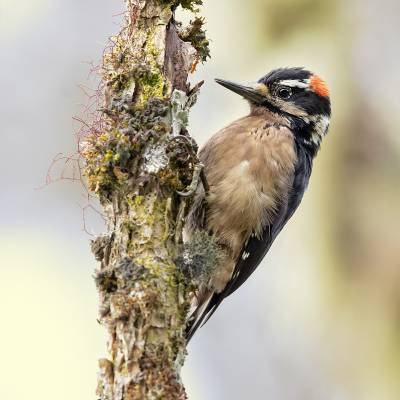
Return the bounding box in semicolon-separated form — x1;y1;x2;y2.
226;141;313;296
186;141;313;341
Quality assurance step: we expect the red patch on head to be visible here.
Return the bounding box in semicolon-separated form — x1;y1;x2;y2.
310;75;330;97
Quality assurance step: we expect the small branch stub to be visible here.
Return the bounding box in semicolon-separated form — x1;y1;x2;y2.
80;1;210;399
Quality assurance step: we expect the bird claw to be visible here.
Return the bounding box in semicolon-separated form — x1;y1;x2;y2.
176;163;204;197
176;189;196;197
168;134;209;197
168;133;198;152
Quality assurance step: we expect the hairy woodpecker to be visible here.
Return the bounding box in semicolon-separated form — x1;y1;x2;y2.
185;67;331;341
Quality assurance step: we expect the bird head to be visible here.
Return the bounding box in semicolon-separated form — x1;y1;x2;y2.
215;67;331;153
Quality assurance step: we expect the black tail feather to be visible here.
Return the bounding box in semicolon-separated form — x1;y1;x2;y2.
185;292;225;342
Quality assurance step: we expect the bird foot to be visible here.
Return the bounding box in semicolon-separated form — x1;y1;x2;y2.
176;162;205;197
167;134;209;197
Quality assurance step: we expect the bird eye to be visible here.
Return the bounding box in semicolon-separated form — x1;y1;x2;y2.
277;86;292;99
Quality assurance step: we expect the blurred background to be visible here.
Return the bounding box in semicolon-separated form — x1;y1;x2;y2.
1;0;399;399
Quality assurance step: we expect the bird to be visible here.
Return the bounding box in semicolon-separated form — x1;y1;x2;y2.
185;67;331;341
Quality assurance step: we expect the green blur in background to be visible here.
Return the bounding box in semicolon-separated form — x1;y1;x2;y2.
1;0;399;399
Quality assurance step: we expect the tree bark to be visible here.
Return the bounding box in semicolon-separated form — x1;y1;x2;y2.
81;1;209;398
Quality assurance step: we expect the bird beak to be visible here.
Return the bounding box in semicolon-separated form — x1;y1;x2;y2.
215;79;267;105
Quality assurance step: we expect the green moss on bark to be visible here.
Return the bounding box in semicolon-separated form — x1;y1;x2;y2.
180;17;210;62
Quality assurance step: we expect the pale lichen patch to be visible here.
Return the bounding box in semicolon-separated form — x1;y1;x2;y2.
171;89;190;136
142;143;169;174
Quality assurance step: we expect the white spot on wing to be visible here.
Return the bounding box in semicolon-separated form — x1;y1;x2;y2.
242;251;250;260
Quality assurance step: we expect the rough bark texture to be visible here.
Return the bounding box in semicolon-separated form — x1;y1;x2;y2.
80;1;209;398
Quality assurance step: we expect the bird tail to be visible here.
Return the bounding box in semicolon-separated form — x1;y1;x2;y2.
185;291;225;342
185;290;213;342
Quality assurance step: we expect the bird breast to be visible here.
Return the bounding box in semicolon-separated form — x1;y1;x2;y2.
201;115;297;258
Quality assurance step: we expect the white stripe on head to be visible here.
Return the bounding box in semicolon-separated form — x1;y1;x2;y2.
278;79;310;89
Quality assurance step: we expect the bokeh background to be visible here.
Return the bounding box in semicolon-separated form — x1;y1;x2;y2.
1;0;400;399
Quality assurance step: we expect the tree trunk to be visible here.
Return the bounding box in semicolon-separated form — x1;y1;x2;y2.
81;1;209;398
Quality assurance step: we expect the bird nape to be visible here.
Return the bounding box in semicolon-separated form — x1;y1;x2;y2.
185;67;331;342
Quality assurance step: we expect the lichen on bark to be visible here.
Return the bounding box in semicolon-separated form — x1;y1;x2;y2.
80;0;209;398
